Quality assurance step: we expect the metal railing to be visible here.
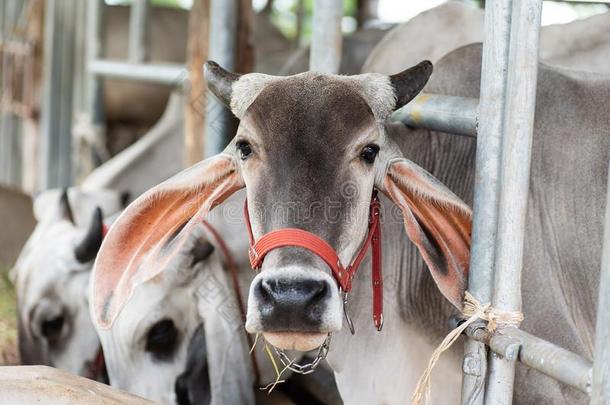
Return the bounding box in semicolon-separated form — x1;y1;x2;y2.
386;0;610;402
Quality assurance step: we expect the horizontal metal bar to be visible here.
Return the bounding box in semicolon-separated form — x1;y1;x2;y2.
89;59;186;86
463;323;592;394
391;93;478;137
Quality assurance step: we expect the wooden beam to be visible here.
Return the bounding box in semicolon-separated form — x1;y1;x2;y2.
184;0;210;166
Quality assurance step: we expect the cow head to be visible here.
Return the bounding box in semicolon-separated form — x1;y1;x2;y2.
95;223;215;404
94;210;268;405
13;188;125;379
91;63;470;356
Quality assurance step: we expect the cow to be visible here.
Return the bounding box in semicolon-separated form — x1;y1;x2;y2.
362;1;610;75
90;41;610;404
13;188;125;380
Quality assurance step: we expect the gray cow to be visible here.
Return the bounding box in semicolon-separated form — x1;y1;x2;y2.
363;1;610;75
92;42;609;405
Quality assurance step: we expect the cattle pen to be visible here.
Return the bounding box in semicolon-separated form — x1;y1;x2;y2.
0;0;610;404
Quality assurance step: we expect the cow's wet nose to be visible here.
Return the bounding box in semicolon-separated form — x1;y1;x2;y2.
255;278;330;330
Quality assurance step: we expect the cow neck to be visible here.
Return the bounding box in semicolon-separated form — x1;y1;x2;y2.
200;220;262;387
244;190;384;331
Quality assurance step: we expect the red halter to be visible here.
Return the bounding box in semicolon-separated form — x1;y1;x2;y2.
244;191;384;331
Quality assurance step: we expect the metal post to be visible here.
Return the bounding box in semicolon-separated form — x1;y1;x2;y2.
85;0;104;123
310;0;343;73
462;323;592;394
461;0;513;403
204;0;238;157
392;94;478;138
128;0;150;63
40;0;78;189
591;156;610;403
0;0;23;188
485;1;543;404
90;60;185;85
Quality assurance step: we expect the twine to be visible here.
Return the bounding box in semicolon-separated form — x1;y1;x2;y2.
411;291;524;405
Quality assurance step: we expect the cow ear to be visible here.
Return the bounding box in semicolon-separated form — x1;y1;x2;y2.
379;158;471;309
390;61;433;110
91;154;244;329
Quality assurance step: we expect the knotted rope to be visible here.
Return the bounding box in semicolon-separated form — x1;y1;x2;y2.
411;291;524;405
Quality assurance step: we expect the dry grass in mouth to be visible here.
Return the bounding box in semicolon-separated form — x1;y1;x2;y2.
0;268;18;365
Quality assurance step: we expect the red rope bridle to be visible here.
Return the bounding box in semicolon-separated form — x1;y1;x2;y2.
244;190;384;331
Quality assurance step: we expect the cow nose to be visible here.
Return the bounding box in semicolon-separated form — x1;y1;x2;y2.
255;278;331;331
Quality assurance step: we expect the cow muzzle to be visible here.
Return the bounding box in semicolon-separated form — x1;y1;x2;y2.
246;267;342;351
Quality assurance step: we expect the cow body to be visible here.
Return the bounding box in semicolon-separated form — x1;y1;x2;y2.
363;2;610;76
330;44;605;404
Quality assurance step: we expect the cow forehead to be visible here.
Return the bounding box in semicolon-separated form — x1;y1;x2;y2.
234;71;396;124
241;75;385;157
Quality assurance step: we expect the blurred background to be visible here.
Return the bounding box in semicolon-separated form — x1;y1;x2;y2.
0;0;608;368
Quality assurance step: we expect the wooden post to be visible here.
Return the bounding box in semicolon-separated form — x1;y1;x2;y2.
184;0;210;166
236;0;254;75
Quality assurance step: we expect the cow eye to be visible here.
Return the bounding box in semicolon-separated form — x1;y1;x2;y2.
360;144;380;164
236;140;252;160
41;316;64;339
146;319;179;360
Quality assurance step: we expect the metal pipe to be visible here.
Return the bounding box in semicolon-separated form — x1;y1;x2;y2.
90;59;186;86
39;0;77;189
128;0;149;63
462;324;592;394
310;0;343;73
391;93;478;137
461;1;513;403
85;0;105;143
205;0;238;157
591;155;610;403
485;1;543;404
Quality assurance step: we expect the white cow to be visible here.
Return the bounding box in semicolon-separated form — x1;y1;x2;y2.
13;188;125;380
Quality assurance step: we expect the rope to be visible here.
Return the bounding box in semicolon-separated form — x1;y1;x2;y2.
411;291;524;405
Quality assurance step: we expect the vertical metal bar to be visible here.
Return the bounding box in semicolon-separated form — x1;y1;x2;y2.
39;0;76;189
310;0;343;73
128;0;149;63
204;0;238;157
591;155;610;403
85;0;105;144
484;1;543;404
461;1;512;403
0;0;8;186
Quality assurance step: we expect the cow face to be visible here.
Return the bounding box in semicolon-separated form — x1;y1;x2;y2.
91;63;471;360
205;63;447;352
14;189;124;379
96;224;216;404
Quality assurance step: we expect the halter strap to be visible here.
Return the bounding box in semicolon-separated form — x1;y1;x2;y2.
244;191;384;331
201;220;262;386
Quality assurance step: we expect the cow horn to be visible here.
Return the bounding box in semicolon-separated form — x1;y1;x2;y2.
204;61;241;108
75;207;104;263
59;189;75;225
390;60;433;110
